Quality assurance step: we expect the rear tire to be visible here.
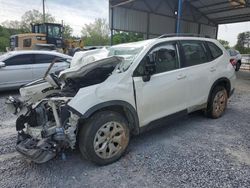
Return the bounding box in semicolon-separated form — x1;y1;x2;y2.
235;62;241;71
206;86;228;119
78;111;130;165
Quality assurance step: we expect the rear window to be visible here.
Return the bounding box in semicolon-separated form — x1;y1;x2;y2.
207;42;223;59
34;54;57;64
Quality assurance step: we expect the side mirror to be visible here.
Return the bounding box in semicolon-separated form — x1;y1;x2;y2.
0;62;5;68
142;55;156;82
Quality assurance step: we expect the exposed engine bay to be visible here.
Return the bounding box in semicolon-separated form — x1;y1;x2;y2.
15;98;79;163
6;49;124;163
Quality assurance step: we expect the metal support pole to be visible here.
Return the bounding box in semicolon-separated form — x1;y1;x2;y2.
215;25;219;39
176;0;183;34
146;13;150;39
110;7;114;45
42;0;45;23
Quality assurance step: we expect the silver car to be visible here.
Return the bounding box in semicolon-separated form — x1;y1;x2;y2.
0;51;71;91
227;49;242;71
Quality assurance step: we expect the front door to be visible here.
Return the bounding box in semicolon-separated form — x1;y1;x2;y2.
0;54;33;89
133;42;188;126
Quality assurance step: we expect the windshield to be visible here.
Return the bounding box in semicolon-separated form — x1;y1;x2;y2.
108;46;143;72
0;52;11;61
47;25;61;38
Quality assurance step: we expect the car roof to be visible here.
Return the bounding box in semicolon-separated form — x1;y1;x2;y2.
112;36;218;50
4;50;72;58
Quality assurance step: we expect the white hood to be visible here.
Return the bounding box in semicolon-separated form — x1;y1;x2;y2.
59;47;109;78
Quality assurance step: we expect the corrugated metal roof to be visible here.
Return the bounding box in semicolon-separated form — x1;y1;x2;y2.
188;0;250;24
110;0;250;24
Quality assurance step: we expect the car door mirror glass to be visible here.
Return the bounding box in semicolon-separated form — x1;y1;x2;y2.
0;61;6;68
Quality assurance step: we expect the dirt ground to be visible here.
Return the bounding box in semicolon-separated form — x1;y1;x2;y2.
0;71;249;188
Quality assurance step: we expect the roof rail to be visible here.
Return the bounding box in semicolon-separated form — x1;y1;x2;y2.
158;33;211;39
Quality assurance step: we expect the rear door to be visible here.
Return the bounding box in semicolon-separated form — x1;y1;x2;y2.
179;40;215;108
33;54;68;80
0;54;34;89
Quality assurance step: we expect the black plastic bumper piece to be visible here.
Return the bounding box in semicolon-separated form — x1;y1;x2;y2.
16;132;56;163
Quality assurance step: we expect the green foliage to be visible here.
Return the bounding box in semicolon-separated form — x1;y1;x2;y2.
0;26;22;52
0;9;74;51
218;39;230;49
113;31;144;45
235;31;250;54
62;24;73;39
81;18;110;46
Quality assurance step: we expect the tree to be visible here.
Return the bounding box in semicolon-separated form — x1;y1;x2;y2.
81;18;110;46
235;32;250;54
1;20;22;31
218;39;230;49
63;24;73;39
20;9;55;32
0;26;22;51
0;26;10;51
1;9;56;33
113;31;144;45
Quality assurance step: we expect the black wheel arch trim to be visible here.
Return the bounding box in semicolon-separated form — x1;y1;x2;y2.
208;77;231;102
80;100;140;135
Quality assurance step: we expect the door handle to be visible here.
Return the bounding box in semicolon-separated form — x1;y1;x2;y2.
177;74;186;80
210;67;216;72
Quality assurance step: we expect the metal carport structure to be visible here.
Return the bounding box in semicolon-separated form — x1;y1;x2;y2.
109;0;250;43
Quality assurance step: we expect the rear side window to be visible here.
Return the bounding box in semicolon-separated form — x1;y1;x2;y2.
4;54;33;66
180;40;208;67
23;38;31;47
207;42;223;59
34;54;57;64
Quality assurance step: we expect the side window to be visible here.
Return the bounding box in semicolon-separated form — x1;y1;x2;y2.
180;41;208;67
34;54;57;64
207;42;223;59
4;54;33;66
228;49;234;56
23;38;31;47
153;43;179;74
135;43;179;75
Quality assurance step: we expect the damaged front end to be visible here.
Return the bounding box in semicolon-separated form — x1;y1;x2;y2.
15;98;79;163
6;52;122;163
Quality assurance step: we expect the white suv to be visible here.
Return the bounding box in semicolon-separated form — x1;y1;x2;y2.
7;36;236;165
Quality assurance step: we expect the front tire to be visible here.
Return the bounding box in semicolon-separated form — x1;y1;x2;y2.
206;86;228;119
79;111;130;165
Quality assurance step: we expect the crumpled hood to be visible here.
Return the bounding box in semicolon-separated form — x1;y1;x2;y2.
59;56;123;80
58;47;124;80
59;48;109;77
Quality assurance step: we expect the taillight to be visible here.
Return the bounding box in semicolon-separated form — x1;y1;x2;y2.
230;58;237;66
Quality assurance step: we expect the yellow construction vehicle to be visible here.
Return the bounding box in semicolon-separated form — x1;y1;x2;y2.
8;23;84;56
9;23;63;51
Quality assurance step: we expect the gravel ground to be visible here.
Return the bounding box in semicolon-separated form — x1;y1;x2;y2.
0;71;249;188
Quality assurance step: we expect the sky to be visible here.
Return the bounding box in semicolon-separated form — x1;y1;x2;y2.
218;22;250;46
0;0;249;46
0;0;109;36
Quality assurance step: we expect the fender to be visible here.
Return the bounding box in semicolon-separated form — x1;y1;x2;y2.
81;100;140;135
207;77;231;102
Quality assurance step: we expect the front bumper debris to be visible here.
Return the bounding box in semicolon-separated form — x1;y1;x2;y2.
5;96;25;115
16;132;57;163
